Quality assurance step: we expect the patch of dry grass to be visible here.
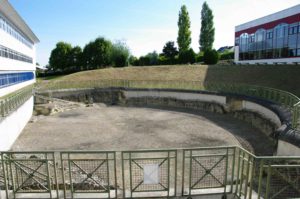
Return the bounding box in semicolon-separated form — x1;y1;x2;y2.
39;64;300;97
59;65;208;81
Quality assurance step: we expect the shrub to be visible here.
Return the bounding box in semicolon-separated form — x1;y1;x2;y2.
203;49;219;65
158;55;169;65
196;52;204;63
138;56;151;66
178;48;196;64
219;51;234;60
129;56;139;66
147;51;159;65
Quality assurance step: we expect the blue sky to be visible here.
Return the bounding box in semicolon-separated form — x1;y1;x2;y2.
9;0;300;66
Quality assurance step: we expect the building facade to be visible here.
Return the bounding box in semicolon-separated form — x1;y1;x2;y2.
234;4;300;64
0;0;39;150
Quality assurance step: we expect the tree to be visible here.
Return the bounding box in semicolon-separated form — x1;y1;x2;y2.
138;56;151;66
49;42;72;72
158;55;169;65
82;37;112;70
129;56;139;66
177;5;192;53
162;41;178;64
111;41;130;67
203;49;219;65
179;48;196;64
146;51;159;65
82;42;93;70
199;2;215;52
69;46;82;71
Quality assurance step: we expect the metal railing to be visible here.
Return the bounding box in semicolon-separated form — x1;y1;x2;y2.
205;82;300;129
35;79;205;91
35;79;300;129
0;86;33;118
122;150;177;198
0;146;299;199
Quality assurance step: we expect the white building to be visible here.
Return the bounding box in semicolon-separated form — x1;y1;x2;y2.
234;4;300;64
0;0;39;150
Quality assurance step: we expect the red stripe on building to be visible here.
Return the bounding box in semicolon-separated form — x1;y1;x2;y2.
235;13;300;37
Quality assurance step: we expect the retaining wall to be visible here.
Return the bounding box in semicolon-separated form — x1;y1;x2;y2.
0;96;34;150
37;88;300;156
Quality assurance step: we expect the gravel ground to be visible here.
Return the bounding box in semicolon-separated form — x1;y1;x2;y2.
11;104;274;155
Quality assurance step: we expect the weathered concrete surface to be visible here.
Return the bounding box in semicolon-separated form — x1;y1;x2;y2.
12;104;274;155
37;88;282;140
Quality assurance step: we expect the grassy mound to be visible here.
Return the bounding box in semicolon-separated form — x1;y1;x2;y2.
40;64;300;97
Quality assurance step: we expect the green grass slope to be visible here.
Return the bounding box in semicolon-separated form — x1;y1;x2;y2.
44;65;300;97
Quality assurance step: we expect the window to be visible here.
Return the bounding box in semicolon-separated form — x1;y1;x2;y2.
0;14;33;48
289;24;299;35
0;72;34;88
297;49;300;57
274;23;288;38
256;29;265;42
289;49;297;57
266;31;273;39
0;45;33;63
249;34;255;43
239;33;249;53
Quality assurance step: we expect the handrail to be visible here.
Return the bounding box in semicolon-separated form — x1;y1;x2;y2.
0;85;33;118
0;145;299;199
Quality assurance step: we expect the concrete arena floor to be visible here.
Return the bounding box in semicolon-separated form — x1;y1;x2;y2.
12;104;274;155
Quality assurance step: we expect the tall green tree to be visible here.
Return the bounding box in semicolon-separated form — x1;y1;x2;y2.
49;42;72;72
177;5;192;53
199;1;215;52
111;41;130;67
82;37;112;70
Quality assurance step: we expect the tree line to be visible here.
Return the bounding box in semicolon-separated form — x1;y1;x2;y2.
48;1;225;73
130;2;219;66
48;38;130;73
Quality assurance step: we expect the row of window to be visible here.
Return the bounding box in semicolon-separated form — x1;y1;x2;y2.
0;14;33;48
0;72;34;89
239;48;300;60
236;22;300;60
0;45;33;63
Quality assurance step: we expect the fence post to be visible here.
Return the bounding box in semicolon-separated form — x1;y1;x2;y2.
265;165;272;199
0;101;3;117
257;159;264;199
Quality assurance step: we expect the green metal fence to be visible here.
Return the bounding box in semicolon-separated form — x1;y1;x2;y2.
60;151;117;199
254;157;300;199
121;150;177;198
182;146;236;197
205;82;300;129
0;86;33;118
0;152;58;199
35;79;204;91
0;147;299;199
35;80;300;130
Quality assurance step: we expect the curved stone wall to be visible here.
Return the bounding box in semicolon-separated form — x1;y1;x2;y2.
37;87;300;156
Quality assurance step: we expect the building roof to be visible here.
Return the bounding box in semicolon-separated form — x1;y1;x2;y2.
0;0;39;43
235;4;300;32
217;46;234;53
